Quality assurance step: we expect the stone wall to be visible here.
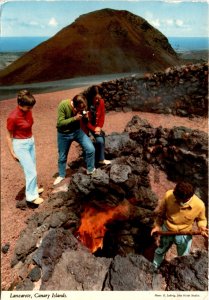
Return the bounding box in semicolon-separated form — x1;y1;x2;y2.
90;63;208;117
123;116;208;204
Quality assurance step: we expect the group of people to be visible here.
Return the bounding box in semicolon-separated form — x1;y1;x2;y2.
54;85;110;186
6;86;110;204
6;87;208;269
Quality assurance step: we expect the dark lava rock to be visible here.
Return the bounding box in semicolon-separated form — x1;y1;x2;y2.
15;278;34;291
110;163;132;183
28;266;42;282
33;228;78;283
41;242;112;290
162;250;208;291
104;254;162;290
2;243;10;254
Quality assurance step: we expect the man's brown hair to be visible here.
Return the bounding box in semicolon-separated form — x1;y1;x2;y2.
72;94;87;109
173;182;195;201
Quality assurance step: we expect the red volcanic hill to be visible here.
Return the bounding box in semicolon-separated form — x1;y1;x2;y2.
0;9;180;85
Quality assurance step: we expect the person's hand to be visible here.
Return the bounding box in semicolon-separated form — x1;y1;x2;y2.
151;225;161;236
82;111;89;121
199;227;208;238
75;113;82;121
11;152;19;162
151;225;162;246
95;126;101;135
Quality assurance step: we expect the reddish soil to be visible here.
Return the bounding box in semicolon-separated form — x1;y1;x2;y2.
0;87;208;290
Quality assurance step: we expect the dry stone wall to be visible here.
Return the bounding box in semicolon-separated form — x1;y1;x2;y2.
96;63;208;117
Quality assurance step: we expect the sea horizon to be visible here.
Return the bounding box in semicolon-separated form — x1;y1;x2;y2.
0;36;209;53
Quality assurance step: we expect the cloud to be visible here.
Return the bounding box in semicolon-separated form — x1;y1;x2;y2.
144;11;161;28
3;16;40;29
148;17;185;30
150;19;161;28
163;0;182;3
164;0;208;2
29;21;39;26
48;17;58;27
165;19;174;26
175;19;184;27
28;20;45;29
149;18;184;30
144;11;154;20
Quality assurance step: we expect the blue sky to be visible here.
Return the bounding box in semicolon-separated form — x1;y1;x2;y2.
0;0;208;38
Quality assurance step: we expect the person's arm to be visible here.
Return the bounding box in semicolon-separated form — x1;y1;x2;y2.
87;122;96;132
57;101;81;128
97;99;105;128
80;117;89;135
6;130;19;161
151;196;166;236
86;110;97;132
196;205;208;237
87;99;105;134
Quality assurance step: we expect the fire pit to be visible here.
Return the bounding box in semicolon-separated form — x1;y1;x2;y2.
77;201;130;253
75;198;156;262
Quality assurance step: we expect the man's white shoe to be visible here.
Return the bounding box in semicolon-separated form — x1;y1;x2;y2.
86;168;96;175
99;160;111;165
53;176;65;185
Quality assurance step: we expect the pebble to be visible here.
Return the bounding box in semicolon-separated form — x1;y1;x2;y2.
2;243;10;254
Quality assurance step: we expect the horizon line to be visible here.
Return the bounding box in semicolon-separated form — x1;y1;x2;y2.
1;35;209;38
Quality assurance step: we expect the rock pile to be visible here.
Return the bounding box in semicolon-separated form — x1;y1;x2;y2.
86;63;208;117
11;116;208;291
162;250;208;291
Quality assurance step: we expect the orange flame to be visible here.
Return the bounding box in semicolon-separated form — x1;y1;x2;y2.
77;203;130;253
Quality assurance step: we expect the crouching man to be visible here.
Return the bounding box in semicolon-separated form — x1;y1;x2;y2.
151;181;208;269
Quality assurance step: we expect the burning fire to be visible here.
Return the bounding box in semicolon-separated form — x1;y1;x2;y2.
77;203;130;253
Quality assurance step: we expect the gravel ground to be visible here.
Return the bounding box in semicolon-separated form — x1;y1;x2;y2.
0;87;208;290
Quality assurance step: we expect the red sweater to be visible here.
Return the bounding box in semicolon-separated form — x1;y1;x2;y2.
7;106;33;138
81;98;105;134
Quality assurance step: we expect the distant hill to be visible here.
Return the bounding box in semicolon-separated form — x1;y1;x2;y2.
0;9;180;85
0;52;25;71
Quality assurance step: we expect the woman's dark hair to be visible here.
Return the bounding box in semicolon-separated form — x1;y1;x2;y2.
89;85;100;98
17;90;36;107
86;85;102;106
72;94;87;109
173;182;195;201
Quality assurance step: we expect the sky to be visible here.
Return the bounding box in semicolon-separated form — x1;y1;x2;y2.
0;0;208;38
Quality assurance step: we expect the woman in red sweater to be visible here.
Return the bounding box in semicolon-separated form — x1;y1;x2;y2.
82;85;111;166
6;90;44;205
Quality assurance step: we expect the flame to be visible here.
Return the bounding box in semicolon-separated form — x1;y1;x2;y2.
77;203;129;253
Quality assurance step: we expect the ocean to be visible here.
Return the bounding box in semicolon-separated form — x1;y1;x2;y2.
0;36;209;53
168;37;209;52
0;37;49;52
